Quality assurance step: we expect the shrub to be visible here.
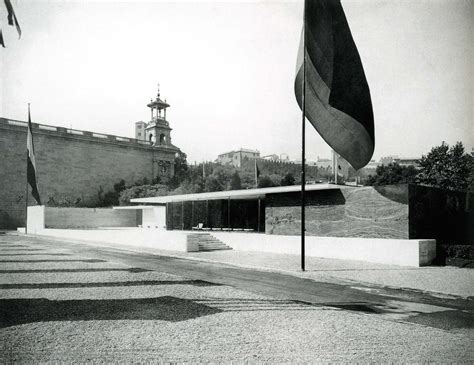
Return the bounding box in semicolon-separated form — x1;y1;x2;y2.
119;184;168;205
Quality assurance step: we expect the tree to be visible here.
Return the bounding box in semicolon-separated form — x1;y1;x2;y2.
365;163;417;186
204;176;224;192
230;171;242;190
258;175;276;188
238;170;255;189
416;142;473;191
174;150;189;180
169;179;203;195
97;179;127;207
166;150;189;189
280;173;296;186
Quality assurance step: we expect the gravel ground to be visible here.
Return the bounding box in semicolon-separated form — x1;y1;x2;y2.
39;234;474;298
0;235;472;363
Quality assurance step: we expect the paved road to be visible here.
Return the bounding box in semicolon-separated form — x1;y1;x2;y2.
1;234;472;362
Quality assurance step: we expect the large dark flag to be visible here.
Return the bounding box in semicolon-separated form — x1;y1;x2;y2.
295;0;374;170
27;107;41;205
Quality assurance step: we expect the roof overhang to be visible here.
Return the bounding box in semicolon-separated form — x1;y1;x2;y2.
131;183;350;204
113;205;163;210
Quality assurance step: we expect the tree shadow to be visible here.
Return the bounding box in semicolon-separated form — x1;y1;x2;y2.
0;253;70;256
0;248;44;251
0;279;221;290
0;259;106;263
0;296;223;328
0;268;151;274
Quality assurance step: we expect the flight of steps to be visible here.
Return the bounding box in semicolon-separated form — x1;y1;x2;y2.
187;233;232;252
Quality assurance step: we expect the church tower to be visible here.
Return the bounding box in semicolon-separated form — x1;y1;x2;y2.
144;85;172;146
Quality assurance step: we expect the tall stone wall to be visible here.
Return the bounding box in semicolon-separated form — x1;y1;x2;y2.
240;158;319;181
265;185;410;238
0;118;177;228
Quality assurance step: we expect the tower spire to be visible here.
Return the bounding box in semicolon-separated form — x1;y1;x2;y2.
143;83;172;146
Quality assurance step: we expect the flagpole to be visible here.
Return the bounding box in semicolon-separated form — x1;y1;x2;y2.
255;159;258;188
300;0;306;272
24;103;30;234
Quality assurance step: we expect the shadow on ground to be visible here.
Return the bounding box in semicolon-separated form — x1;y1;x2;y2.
0;268;151;274
0;296;223;328
0;259;106;263
0;280;221;290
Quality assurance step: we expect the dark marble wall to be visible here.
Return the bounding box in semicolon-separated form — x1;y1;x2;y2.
409;185;474;245
265;186;410;238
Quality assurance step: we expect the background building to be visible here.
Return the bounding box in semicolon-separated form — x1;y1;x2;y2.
0;88;180;229
380;155;420;168
216;148;260;168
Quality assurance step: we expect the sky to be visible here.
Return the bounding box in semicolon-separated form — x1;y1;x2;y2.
1;0;472;164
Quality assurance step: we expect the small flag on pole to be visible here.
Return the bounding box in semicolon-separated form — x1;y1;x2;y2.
295;0;374;170
27;106;41;205
4;0;21;38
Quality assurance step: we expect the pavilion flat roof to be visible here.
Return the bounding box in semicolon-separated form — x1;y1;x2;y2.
131;183;348;204
112;205;156;210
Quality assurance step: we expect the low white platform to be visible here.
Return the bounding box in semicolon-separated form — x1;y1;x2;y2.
211;232;436;267
31;228;436;267
33;228;199;253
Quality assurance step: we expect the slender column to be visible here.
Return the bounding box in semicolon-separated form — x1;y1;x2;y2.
181;201;184;230
206;200;209;228
227;197;231;229
191;201;195;228
257;198;261;233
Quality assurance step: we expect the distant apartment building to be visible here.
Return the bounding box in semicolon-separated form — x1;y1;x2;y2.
262;154;280;161
362;160;380;174
280;153;290;162
216;148;260;168
316;157;332;170
331;151;351;180
262;153;293;163
380;155;420;169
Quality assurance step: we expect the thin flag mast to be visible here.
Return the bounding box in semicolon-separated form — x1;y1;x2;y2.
254;159;259;188
301;0;307;272
24;106;30;234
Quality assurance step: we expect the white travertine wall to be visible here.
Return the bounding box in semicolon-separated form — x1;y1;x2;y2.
26;205;45;234
44;207;137;228
27;206;138;230
142;207;166;228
